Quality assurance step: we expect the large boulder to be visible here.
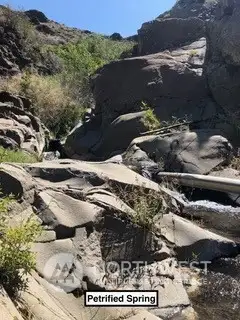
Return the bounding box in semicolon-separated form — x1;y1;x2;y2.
35;189;104;238
92;53;209;126
137;0;221;56
206;1;240;125
0;92;45;155
124;129;233;175
0;163;35;203
88;111;151;158
66;50;215;159
138;17;205;55
156;213;239;261
64;111;150;159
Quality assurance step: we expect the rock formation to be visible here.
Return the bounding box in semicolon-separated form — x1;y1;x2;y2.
0;1;240;320
0;91;45;155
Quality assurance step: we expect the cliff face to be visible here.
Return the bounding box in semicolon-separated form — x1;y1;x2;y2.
159;0;221;20
64;0;240;158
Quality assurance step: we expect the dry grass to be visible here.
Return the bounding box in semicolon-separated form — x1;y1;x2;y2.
0;72;84;137
110;183;170;231
0;147;38;163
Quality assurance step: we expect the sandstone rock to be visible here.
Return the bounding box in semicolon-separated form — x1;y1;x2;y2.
96;214;162;263
33;239;79;292
19;272;85;320
157;213;239;261
125;130;232;174
86;188;135;215
116;259;190;318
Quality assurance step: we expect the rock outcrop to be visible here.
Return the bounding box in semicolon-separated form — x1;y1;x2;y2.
138;17;205;55
159;0;221;20
205;1;240;123
65;49;222;159
124;129;233;175
0;91;45;155
137;0;220;56
1;2;240;319
0;158;238;319
92;53;209;125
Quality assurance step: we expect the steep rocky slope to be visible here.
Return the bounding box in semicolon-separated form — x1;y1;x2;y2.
65;0;240;159
0;1;240;320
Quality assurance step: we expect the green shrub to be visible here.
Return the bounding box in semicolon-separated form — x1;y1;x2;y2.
50;34;135;108
140;101;160;131
0;147;39;163
189;49;198;57
111;184;169;231
0;195;42;296
142;109;161;131
0;72;84;137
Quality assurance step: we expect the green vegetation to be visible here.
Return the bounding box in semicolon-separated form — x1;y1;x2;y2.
140;101;161;131
142;109;161;131
0;147;38;163
50;34;135;109
0;194;42;296
189;49;198;57
1;72;84;137
112;184;169;231
0;5;41;62
0;12;135;137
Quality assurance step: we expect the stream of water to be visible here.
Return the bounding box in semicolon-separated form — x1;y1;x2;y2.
186;199;240;320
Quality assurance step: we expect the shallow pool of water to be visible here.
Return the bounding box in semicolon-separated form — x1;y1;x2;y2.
190;255;240;320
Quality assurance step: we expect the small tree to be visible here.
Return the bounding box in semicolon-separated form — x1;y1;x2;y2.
0;194;42;296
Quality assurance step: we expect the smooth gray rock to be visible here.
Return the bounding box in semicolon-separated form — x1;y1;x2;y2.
35;190;104;237
0;163;35;202
156;213;239;261
125;130;233;174
92;53;208;127
138;17;205;55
